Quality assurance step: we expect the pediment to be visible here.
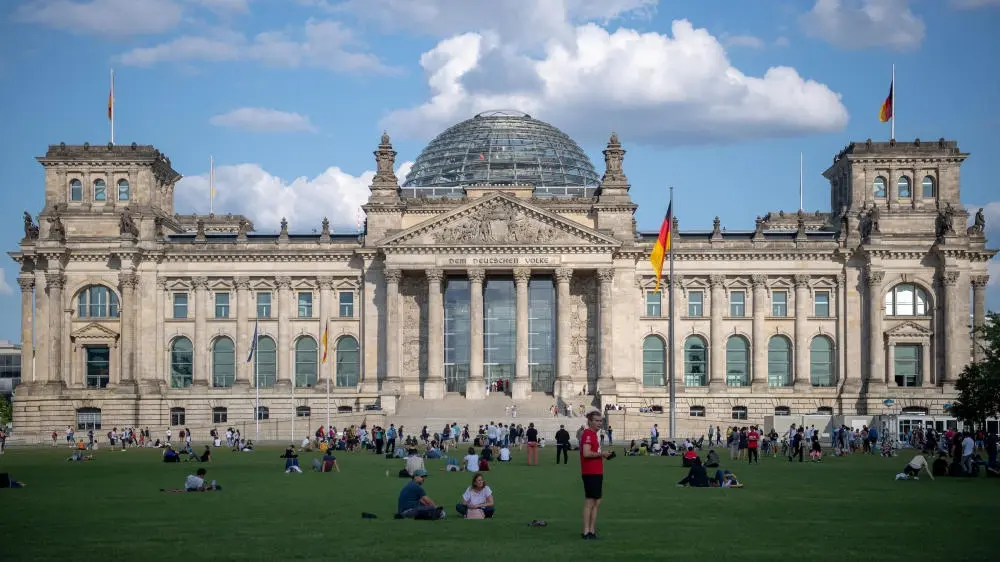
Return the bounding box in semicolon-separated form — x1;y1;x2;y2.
885;321;932;338
379;193;621;249
71;322;120;340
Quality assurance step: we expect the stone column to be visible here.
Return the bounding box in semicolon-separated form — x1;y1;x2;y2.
466;268;486;399
192;276;209;386
597;268;616;395
318;276;333;386
922;343;932;386
234;277;250;386
276;276;292;388
750;275;767;390
155;278;166;386
34;269;49;384
864;269;884;386
117;272;138;385
836;273;846;387
512;267;531;400
425;269;446;399
793;274;810;389
18;276;35;384
941;270;961;385
972;275;989;363
382;269;402;392
886;342;896;385
45;270;64;387
708;274;725;390
554;268;573;398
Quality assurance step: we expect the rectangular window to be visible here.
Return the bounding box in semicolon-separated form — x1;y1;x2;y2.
814;291;830;317
298;292;313;318
170;409;186;426
771;291;787;317
339;291;354;318
85;346;110;389
173;293;188;319
214;292;230;318
688;290;704;317
256;291;272;318
729;290;745;317
645;291;661;317
212;408;228;424
894;344;922;387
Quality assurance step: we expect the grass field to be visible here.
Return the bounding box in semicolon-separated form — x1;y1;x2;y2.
2;444;997;561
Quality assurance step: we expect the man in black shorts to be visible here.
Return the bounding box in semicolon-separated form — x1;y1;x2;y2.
579;410;612;539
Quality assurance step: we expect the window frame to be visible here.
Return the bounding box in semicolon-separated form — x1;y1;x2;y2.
294;336;318;388
254;336;277;388
894;343;922;387
687;290;704;317
211;337;236;388
338;290;354;318
729;290;746;317
884;283;929;317
689;406;706;417
335;335;360;387
642;335;667;387
809;335;835;387
731;406;748;421
767;335;793;387
921;175;935;198
93;179;106;201
170;407;186;426
814;290;830;317
173;292;189;319
873;176;887;198
683;335;707;387
297;291;313;318
117;178;130;201
256;291;272;319
725;335;750;387
212;407;228;424
645;290;662;317
771;290;788;317
76;407;102;431
897;176;911;198
70;178;83;201
170;337;194;388
214;292;230;319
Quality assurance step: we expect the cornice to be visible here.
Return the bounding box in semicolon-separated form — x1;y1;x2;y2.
380;245;617;255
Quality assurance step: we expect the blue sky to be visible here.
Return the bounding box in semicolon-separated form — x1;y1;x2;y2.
0;0;998;342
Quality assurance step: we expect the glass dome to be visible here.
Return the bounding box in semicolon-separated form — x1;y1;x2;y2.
401;110;600;197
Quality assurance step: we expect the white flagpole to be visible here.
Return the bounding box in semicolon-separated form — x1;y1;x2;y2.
210;156;215;215
890;63;895;141
254;321;260;442
109;69;115;145
291;365;296;444
667;186;676;440
325;322;331;429
799;152;804;212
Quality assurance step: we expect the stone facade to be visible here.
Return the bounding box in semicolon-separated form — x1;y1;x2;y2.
8;132;997;440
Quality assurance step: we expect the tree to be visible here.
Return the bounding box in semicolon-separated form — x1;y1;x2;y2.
952;312;1000;431
0;394;11;426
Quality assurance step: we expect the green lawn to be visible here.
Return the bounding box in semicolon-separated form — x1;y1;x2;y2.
1;445;996;561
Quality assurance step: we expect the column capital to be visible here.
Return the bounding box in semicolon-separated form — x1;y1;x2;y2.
155;277;167;290
17;276;34;291
118;272;139;290
513;267;531;284
316;276;334;290
44;272;65;290
863;269;884;287
750;274;767;288
384;268;402;284
709;274;726;288
192;276;209;290
275;275;292;289
793;274;810;289
837;272;847;288
971;274;990;289
468;268;486;283
940;270;960;287
597;268;615;283
234;276;251;291
425;268;444;283
554;268;573;283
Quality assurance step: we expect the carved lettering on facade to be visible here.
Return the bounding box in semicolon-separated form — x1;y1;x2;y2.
436;255;562;267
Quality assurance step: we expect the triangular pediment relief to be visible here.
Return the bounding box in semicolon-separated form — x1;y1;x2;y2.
334;278;359;290
292;279;316;290
770;278;793;289
253;279;276;290
208;279;231;290
166;279;190;290
885;321;932;337
71;322;120;340
379;193;621;249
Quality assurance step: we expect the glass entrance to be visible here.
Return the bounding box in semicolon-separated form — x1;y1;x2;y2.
484;278;515;393
528;277;555;393
85;346;110;389
444;278;470;393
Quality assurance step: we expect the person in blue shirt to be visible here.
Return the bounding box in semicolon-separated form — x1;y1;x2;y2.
396;470;444;519
868;426;879;455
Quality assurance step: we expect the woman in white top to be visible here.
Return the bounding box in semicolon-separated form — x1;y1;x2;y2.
463;447;479;472
456;473;494;519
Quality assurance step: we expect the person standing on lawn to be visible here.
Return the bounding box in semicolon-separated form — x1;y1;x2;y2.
555;425;571;465
747;425;760;464
580;410;612;540
525;423;539;466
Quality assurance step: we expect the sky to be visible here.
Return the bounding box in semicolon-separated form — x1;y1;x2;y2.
0;0;998;342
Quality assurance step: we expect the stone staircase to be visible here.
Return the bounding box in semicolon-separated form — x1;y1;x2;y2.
390;393;596;442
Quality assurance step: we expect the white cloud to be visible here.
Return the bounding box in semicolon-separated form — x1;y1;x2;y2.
117;19;392;73
210;108;317;132
175;161;413;231
0;268;12;297
14;0;184;36
775;36;791;47
723;34;766;49
950;0;1000;8
186;0;251;13
382;20;848;146
799;0;925;51
334;0;657;46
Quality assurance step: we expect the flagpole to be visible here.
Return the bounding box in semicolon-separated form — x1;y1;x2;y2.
890;63;895;141
109;69;115;145
325;320;331;429
291;363;296;444
209;156;215;215
667;186;676;440
254;321;260;442
799;152;803;212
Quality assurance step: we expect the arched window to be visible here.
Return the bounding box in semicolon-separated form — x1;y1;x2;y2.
255;336;277;388
212;407;228;424
93;179;106;201
170;407;186;426
170;337;193;388
335;336;360;388
296;406;311;417
810;336;835;387
725;335;750;387
731;406;748;420
689;405;706;417
921;175;935;198
884;283;929;316
76;285;120;319
642;335;666;387
873;176;887;198
816;406;834;415
683;336;707;387
767;335;792;387
70;179;83;201
256;406;269;420
76;407;101;430
212;337;235;388
774;406;791;416
295;336;318;388
117;179;130;200
897;176;911;198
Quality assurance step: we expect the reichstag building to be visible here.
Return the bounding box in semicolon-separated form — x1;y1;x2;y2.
9;110;996;436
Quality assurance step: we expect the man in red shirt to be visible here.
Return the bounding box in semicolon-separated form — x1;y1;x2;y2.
580;410;612;540
747;425;760;464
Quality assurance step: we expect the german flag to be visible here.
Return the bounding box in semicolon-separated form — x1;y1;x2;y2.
879;80;893;123
649;202;672;293
108;70;114;121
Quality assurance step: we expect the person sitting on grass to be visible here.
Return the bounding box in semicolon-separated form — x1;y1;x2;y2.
184;443;201;462
896;454;934;480
713;469;743;488
676;457;710;488
312;451;340;473
480;445;494;463
498;445;511;462
396;469;444;520
456;472;495;519
932;453;949;477
425;441;443;459
0;472;25;488
162;445;180;463
281;446;303;473
463;447;479;472
400;448;426;478
705;449;720;468
185;468;221;491
682;447;699;467
200;446;212;463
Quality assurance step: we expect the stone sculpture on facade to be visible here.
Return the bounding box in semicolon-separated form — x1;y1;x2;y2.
936;203;956;237
968;207;986;236
23;211;39;240
119;207;139;237
47;212;65;241
435;201;570;245
195;219;206;241
868;203;880;234
711;216;722;239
